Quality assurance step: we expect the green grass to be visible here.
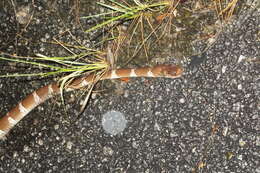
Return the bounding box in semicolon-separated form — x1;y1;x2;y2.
0;51;108;78
82;0;171;33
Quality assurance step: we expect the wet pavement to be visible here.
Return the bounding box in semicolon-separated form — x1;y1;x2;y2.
0;2;259;173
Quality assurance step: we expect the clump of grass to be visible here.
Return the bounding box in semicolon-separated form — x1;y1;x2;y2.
215;0;240;21
82;0;171;33
0;50;109;90
0;51;108;78
82;0;180;63
81;0;243;62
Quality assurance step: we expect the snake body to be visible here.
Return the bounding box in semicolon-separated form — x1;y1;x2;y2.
0;64;183;139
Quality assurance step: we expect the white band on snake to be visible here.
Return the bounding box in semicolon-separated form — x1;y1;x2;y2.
0;64;183;139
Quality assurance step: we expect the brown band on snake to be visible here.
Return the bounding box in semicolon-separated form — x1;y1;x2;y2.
0;64;183;139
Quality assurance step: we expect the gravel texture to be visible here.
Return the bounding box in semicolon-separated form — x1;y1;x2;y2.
0;1;259;173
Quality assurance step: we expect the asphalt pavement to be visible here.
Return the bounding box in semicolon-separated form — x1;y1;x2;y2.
0;3;259;173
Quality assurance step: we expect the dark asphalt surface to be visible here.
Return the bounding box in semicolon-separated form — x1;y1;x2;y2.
0;2;259;173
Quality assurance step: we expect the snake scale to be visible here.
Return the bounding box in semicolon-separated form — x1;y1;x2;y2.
0;64;183;139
